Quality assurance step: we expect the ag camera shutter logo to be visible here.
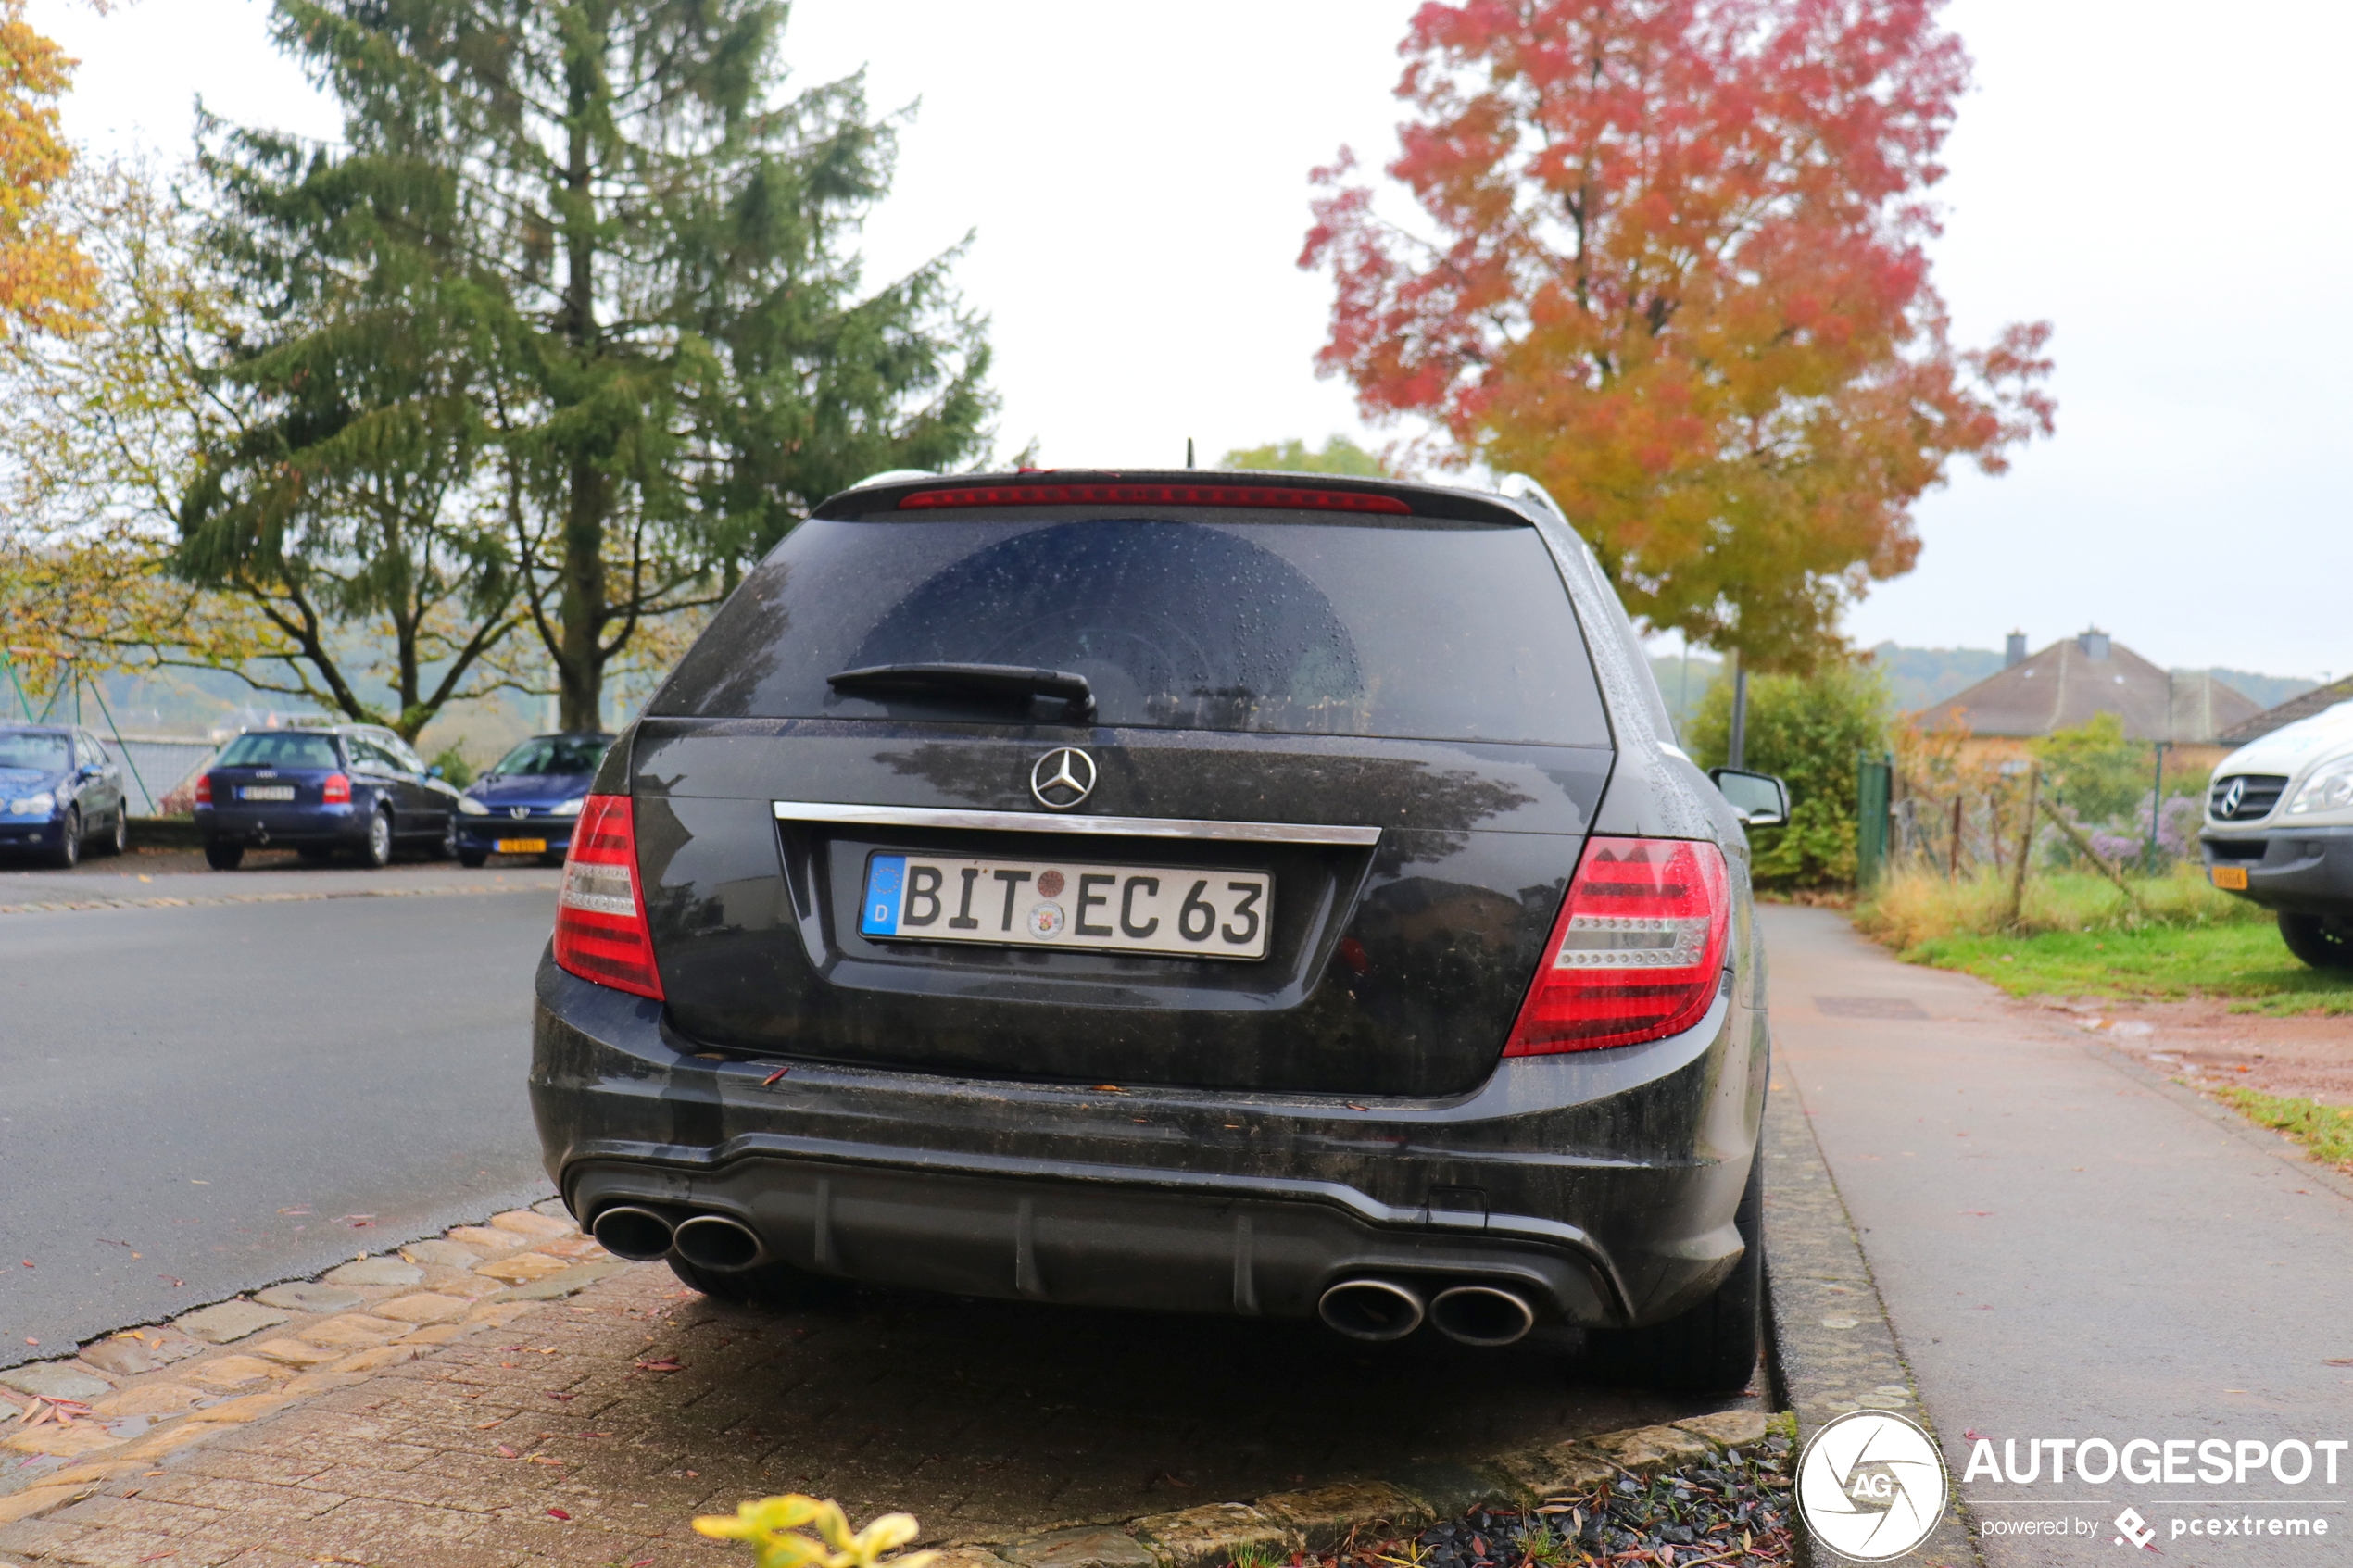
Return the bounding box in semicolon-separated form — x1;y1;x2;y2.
1797;1410;1951;1561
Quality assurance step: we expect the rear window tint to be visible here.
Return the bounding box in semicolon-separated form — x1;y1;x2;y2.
218;733;341;769
655;513;1607;746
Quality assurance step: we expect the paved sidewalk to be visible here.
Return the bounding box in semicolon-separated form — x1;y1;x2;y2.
0;862;560;915
2;1215;1748;1566
1762;906;2353;1566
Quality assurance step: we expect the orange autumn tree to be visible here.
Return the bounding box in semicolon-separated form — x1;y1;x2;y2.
1303;0;2053;671
0;0;96;334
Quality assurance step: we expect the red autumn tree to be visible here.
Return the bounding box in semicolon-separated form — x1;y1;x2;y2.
1303;0;2053;670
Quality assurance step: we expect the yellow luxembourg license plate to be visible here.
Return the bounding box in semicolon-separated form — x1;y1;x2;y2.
2210;865;2249;890
496;837;548;854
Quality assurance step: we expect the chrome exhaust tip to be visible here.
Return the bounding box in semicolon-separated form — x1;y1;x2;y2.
1317;1277;1427;1342
672;1213;765;1273
589;1205;676;1262
1428;1283;1536;1347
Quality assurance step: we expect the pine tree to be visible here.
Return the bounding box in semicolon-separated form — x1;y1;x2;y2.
224;0;999;730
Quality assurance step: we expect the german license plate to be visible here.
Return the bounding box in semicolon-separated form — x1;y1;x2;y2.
861;853;1270;960
2210;864;2249;890
240;785;295;801
497;837;549;854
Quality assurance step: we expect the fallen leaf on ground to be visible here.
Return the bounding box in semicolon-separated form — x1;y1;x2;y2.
546;1507;571;1521
634;1357;682;1373
545;1390;575;1401
496;1445;519;1459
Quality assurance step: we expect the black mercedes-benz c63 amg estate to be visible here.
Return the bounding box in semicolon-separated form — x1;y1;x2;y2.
529;470;1786;1390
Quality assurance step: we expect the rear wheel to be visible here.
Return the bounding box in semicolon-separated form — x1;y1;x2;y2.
49;809;81;870
666;1254;852;1311
203;840;244;872
2279;912;2353;969
360;809;394;869
103;809;128;856
1590;1147;1763;1394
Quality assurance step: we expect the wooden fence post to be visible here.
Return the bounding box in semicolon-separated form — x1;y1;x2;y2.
2005;765;2039;929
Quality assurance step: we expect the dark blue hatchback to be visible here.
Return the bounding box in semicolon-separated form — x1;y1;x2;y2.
195;724;463;870
451;733;614;866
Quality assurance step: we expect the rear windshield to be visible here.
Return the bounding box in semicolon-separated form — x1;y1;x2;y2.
492;736;610;776
218;733;341;769
655;513;1607;745
0;732;69;771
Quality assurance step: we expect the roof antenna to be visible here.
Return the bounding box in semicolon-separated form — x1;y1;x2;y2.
1185;437;1195;470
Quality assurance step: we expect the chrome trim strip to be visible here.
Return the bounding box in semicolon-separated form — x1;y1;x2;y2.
770;800;1381;847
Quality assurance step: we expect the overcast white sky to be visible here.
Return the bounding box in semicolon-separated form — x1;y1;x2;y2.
31;0;2351;680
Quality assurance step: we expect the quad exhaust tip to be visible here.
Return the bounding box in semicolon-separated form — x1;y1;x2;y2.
672;1213;765;1273
589;1205;676;1262
1317;1277;1426;1342
1428;1283;1536;1347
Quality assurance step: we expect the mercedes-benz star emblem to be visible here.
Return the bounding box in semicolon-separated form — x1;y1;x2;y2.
2219;778;2246;818
1030;747;1097;810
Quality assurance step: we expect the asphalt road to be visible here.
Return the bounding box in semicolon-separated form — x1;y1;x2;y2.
0;860;564;1367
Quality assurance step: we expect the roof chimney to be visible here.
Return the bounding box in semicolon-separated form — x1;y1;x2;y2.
2005;632;2027;667
2077;627;2110;660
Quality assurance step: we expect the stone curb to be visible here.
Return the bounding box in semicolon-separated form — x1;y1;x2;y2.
0;1199;606;1527
0;880;553;916
1762;1085;1981;1568
978;1409;1792;1568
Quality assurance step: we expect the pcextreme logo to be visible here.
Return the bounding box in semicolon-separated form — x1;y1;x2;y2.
1797;1410;1953;1561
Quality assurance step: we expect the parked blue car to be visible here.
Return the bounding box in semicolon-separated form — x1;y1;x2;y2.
195;723;463;871
0;723;129;868
450;733;615;867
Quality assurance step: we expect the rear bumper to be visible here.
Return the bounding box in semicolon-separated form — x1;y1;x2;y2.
2200;825;2353;916
195;802;365;847
530;954;1769;1329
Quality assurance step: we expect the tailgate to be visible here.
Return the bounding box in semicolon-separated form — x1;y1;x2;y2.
630;719;1606;1098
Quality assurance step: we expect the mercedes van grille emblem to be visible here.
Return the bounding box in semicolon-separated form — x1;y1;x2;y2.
1030;747;1097;810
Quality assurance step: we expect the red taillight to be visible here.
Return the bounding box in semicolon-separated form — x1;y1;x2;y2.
195;773;212;805
1503;836;1730;1056
321;772;352;804
897;482;1411;515
553;794;664;1000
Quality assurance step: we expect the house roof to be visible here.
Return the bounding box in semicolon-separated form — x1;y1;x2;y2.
2216;675;2353;746
1912;633;2262;743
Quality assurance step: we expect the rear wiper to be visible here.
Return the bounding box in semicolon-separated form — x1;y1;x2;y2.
826;662;1095;719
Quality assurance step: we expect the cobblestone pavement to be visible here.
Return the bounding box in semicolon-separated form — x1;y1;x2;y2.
0;1208;1752;1567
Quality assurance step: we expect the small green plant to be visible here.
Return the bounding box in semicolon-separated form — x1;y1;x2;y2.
695;1495;938;1568
429;745;476;787
2214;1088;2353;1173
1226;1546;1283;1568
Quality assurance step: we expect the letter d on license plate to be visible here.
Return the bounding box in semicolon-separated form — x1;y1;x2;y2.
861;852;1269;960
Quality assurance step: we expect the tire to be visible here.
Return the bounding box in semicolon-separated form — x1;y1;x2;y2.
203;840;244;872
458;848;489;869
103;809;128;856
440;819;459;860
360;809;394;869
666;1254;852;1311
1590;1146;1764;1395
49;809;81;870
2278;911;2353;969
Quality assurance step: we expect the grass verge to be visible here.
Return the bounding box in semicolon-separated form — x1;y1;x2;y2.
2213;1087;2353;1173
1855;865;2353;1011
